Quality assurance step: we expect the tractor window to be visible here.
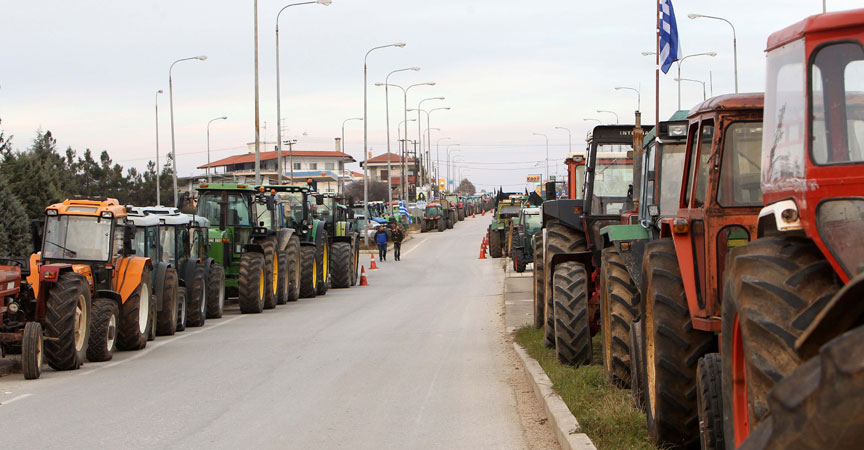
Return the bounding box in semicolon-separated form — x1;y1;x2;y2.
683;123;700;207
159;226;176;264
811;41;864;165
763;39;806;188
256;206;272;229
591;156;633;215
693;121;715;208
573;165;585;199
190;228;203;260
499;205;521;217
718;122;764;207
659;144;686;216
43;215;113;261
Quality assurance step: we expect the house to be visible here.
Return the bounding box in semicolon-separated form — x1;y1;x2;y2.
359;152;416;187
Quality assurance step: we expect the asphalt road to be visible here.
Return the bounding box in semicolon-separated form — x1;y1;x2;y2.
0;214;532;450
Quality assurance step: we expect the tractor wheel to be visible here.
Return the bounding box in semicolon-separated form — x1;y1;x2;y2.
87;299;119;362
22;321;44;380
285;237;301;301
447;212;455;229
118;266;153;351
155;267;179;336
316;234;330;296
720;235;839;447
44;272;90;370
532;234;545;329
696;353;724;450
514;250;528;273
629;318;645;410
351;240;360;286
438;219;445;232
206;263;225;319
458;209;465;221
489;229;503;258
176;288;187;332
299;245;318;299
238;252;266;314
641;238;715;448
600;246;639;388
552;261;592;366
738;325;864;450
544;222;587;349
262;240;278;310
276;250;289;304
330;242;353;289
186;265;208;327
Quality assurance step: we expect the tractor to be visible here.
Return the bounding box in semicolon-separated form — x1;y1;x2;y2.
596;111;689;390
0;257;51;379
439;198;457;229
487;198;521;258
446;195;466;221
717;10;864;450
511;206;542;273
420;203;446;232
534;125;638;366
30;198;153;365
313;193;361;288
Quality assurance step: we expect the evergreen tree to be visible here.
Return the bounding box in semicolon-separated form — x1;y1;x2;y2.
0;173;32;256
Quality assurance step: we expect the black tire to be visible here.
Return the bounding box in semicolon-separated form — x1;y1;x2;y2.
262;240;278;310
532;234;545;329
489;229;503;258
600;246;639;388
285;237;301;301
351;240;360;286
552;261;593;366
44;272;90;370
186;265;208;326
117;266;153;351
720;235;839;446
447;212;454;229
299;245;318;299
629;318;646;410
458;209;465;221
206;263;225;319
697;353;724;450
155;268;179;336
275;250;289;304
176;287;187;332
544;222;587;349
87;299;119;362
22;321;43;380
238;252;266;313
641;238;715;448
739;325;864;450
316;233;330;296
330;242;353;288
438;219;445;232
514;251;528;273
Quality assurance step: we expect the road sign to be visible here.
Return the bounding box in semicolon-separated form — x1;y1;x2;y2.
526;174;541;183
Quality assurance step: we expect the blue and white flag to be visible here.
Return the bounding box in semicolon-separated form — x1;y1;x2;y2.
658;0;682;74
399;200;413;224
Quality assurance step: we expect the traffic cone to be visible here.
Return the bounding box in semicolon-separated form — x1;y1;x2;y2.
478;241;487;259
359;266;369;285
369;252;378;270
472;211;476;218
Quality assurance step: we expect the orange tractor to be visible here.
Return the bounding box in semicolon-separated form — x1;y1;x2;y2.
30;198;154;364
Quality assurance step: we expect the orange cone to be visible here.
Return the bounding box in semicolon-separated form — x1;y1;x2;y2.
478;242;487;259
369;252;378;270
359;266;369;285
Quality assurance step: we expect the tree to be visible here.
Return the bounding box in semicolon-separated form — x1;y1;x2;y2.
0;131;69;220
344;180;390;202
457;178;476;195
0;173;32;256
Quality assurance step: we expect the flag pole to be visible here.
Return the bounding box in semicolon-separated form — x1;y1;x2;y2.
656;0;660;124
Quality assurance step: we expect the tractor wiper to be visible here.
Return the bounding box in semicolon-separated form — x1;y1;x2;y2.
46;240;77;257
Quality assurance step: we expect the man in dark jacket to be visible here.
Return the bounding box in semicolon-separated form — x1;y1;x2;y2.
375;226;388;261
390;223;404;261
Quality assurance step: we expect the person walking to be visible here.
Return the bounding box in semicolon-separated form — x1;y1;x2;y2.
375;225;389;261
391;223;404;261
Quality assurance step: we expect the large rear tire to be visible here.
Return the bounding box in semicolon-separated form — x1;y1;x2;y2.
552;261;592;366
117;266;152;351
238;252;265;313
641;238;714;448
155;267;178;336
489;229;503;258
44;272;90;370
186;264;208;327
532;233;545;329
206;263;225;319
299;245;318;299
261;240;278;310
316;233;330;296
276;250;289;304
600;246;639;388
330;242;353;288
720;235;839;447
351;239;360;286
629;318;646;410
87;299;119;362
697;353;724;450
285;237;301;301
21;321;44;380
544;222;587;349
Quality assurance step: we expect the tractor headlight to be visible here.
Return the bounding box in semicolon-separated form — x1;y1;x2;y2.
46;209;58;216
7;302;19;313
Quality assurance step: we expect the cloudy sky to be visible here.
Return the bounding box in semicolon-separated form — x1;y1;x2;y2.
1;0;858;191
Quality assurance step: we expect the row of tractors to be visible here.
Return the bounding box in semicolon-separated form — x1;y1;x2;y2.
527;9;864;450
0;182;363;379
419;194;493;233
485;194;543;272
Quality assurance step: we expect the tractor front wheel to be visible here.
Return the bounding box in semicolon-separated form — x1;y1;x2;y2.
44;272;90;370
206;263;225;319
155;267;179;336
532;234;545;329
186;265;208;326
262;240;278;310
87;299;119;362
117;267;153;351
600;246;638;388
552;261;592;366
697;353;724;450
22;321;44;380
299;245;318;299
238;252;266;313
488;230;503;258
176;288;188;332
330;242;353;289
285;237;301;301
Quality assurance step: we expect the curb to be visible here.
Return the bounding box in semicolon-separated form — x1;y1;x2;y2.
512;343;597;450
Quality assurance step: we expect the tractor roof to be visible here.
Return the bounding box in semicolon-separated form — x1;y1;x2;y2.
688;93;764;118
196;182;256;191
643;110;690;147
47;198;127;218
767;9;864;51
589;124;655;145
258;184;310;193
125;209;161;227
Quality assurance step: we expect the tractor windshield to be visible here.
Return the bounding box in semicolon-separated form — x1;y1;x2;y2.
810;41;864;165
762;39;807;191
43;215;113;261
159;226;177;264
425;206;440;216
658;143;686;216
523;213;542;233
281;192;305;225
198;192;253;227
592;156;633;215
718;122;764;207
499;205;521;218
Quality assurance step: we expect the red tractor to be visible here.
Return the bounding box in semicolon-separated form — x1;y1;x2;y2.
720;9;864;449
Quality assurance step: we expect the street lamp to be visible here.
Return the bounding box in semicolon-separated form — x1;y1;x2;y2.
168;55;206;207
363;43;405;245
207;116;228;183
532;133;549;182
417;97;444;186
554;126;572;154
614;86;641;111
674;77;707;101
641;51;716;109
376;70;421;209
275;0;331;185
596;110;619;124
583;118;602;124
689;14;737;93
436;137;450;194
341;117;362;194
377;81;433;199
451;156;464;192
155;90;163;206
397;118;416;143
446;144;461;193
411;106;450;190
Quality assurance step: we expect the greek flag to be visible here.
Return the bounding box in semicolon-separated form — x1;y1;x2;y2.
399;200;413;224
658;0;682;74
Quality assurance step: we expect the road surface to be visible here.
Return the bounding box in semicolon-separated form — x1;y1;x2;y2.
0;215;548;450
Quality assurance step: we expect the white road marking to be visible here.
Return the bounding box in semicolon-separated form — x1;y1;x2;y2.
1;394;32;406
401;237;427;257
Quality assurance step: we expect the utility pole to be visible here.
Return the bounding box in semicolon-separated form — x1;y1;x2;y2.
253;0;262;185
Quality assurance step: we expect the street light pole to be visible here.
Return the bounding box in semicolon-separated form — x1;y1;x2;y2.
207;116;228;183
382;68;420;214
155;89;163;206
596;110;619;124
446;144;460;193
417;97;443;188
689;14;737;93
676;52;717;109
436;137;450;194
614;86;641;111
675;77;707;101
168;55;206;207
532;133;549;182
377;82;434;199
554;127;571;154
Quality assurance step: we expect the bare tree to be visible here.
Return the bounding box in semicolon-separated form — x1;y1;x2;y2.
456;178;476;195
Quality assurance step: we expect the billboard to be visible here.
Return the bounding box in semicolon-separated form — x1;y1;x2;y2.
526;174;541;183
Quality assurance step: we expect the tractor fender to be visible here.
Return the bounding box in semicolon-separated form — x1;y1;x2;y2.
94;289;123;308
756;199;802;238
243;243;265;254
600;224;651;289
177;258;198;287
313;221;328;247
277;228;296;252
153;261;171;312
114;256;152;304
796;270;864;360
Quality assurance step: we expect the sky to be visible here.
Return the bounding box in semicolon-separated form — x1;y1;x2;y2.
1;0;859;192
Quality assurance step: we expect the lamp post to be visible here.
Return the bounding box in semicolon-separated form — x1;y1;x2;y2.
155;90;163;206
583;118;602;124
674;77;707;101
426;126;440;185
614;86;641;111
436;137;450;194
688;14;737;93
451;156;464;192
376;81;434;199
339;117;362;194
275;0;331;186
417;97;444;187
206;116;228;183
380;69;420;212
446;144;461;193
596;110;619;124
363;43;405;245
532;133;549;182
554;126;572;154
168;55;207;207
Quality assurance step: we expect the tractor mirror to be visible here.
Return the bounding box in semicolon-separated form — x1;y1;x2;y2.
123;223;137;255
218;198;228;231
30;220;44;253
266;195;276;211
316;196;324;205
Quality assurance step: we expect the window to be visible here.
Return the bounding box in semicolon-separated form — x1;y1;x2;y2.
159;226;176;264
693;121;715;208
763;39;806;187
591;152;633;215
43;215;113;261
325;162;335;170
811;42;864;164
659;143;686;216
683;123;700;206
294;162;301;170
309;163;318;170
718;123;764;207
197;192;253;226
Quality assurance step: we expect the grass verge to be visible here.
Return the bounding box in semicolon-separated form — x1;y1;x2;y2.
514;325;658;450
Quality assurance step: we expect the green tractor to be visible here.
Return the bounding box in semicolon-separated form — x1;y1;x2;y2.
487;198;521;258
511;206;542;273
312;193;361;288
